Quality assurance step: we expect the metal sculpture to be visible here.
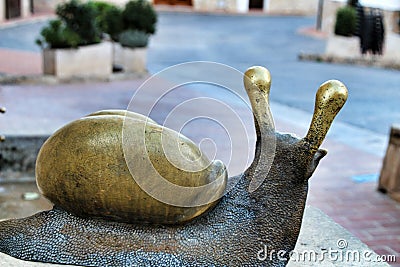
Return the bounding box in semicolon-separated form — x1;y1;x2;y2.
0;66;347;266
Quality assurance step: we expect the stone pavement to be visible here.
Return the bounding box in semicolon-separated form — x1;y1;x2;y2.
0;11;399;266
0;48;41;75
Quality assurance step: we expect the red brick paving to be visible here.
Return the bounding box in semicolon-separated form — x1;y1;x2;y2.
307;139;400;266
0;48;41;75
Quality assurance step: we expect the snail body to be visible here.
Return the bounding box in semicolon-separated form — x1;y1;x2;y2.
36;110;227;224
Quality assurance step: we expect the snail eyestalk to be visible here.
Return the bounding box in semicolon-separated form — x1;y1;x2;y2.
304;80;348;151
243;66;274;134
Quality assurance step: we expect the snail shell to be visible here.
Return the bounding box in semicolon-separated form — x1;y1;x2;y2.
36;110;227;224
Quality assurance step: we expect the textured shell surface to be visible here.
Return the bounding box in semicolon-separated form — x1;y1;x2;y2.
36;110;227;224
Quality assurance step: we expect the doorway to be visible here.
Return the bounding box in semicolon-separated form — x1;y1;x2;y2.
249;0;263;9
5;0;21;19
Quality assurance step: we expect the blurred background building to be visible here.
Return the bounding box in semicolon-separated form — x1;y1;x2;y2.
0;0;319;19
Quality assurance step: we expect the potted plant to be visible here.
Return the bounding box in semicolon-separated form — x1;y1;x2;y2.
326;1;359;58
91;2;124;72
334;5;357;37
112;0;157;73
36;0;112;79
90;1;123;41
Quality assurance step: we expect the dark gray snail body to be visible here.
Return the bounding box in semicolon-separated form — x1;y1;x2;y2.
0;66;348;266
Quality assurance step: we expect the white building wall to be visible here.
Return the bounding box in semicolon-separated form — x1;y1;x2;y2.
193;0;248;12
0;1;5;22
266;0;318;15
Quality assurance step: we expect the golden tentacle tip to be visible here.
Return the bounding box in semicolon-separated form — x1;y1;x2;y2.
304;79;348;150
316;80;348;108
244;66;271;95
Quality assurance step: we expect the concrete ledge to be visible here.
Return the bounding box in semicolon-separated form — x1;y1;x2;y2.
326;35;360;59
298;53;400;70
0;206;390;266
290;206;390;266
113;43;148;74
43;42;112;79
0;71;148;85
0;135;48;178
324;33;400;67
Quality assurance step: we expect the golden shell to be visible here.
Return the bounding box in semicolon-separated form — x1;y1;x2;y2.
36;110;227;224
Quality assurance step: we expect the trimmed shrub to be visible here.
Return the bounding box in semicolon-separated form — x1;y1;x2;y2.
36;19;81;49
122;0;157;35
89;1;122;39
102;6;124;40
119;30;149;48
56;0;101;45
90;1;114;14
334;6;357;37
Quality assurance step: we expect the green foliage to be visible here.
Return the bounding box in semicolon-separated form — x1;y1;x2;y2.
37;0;102;48
36;19;81;49
334;6;357;37
122;0;157;35
119;30;149;48
56;0;100;46
102;6;124;40
36;0;157;49
89;1;121;38
90;0;114;13
89;1;113;33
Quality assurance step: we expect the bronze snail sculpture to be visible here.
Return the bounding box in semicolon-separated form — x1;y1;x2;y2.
0;66;347;266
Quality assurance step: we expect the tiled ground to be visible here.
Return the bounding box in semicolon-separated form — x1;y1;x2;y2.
308;142;400;266
0;48;41;75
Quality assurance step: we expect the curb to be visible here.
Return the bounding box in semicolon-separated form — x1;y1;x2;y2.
0;135;48;179
298;53;400;71
0;71;149;85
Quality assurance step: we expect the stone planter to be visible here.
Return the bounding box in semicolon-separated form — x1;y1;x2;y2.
325;35;360;59
43;42;112;79
382;33;400;63
113;43;147;74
